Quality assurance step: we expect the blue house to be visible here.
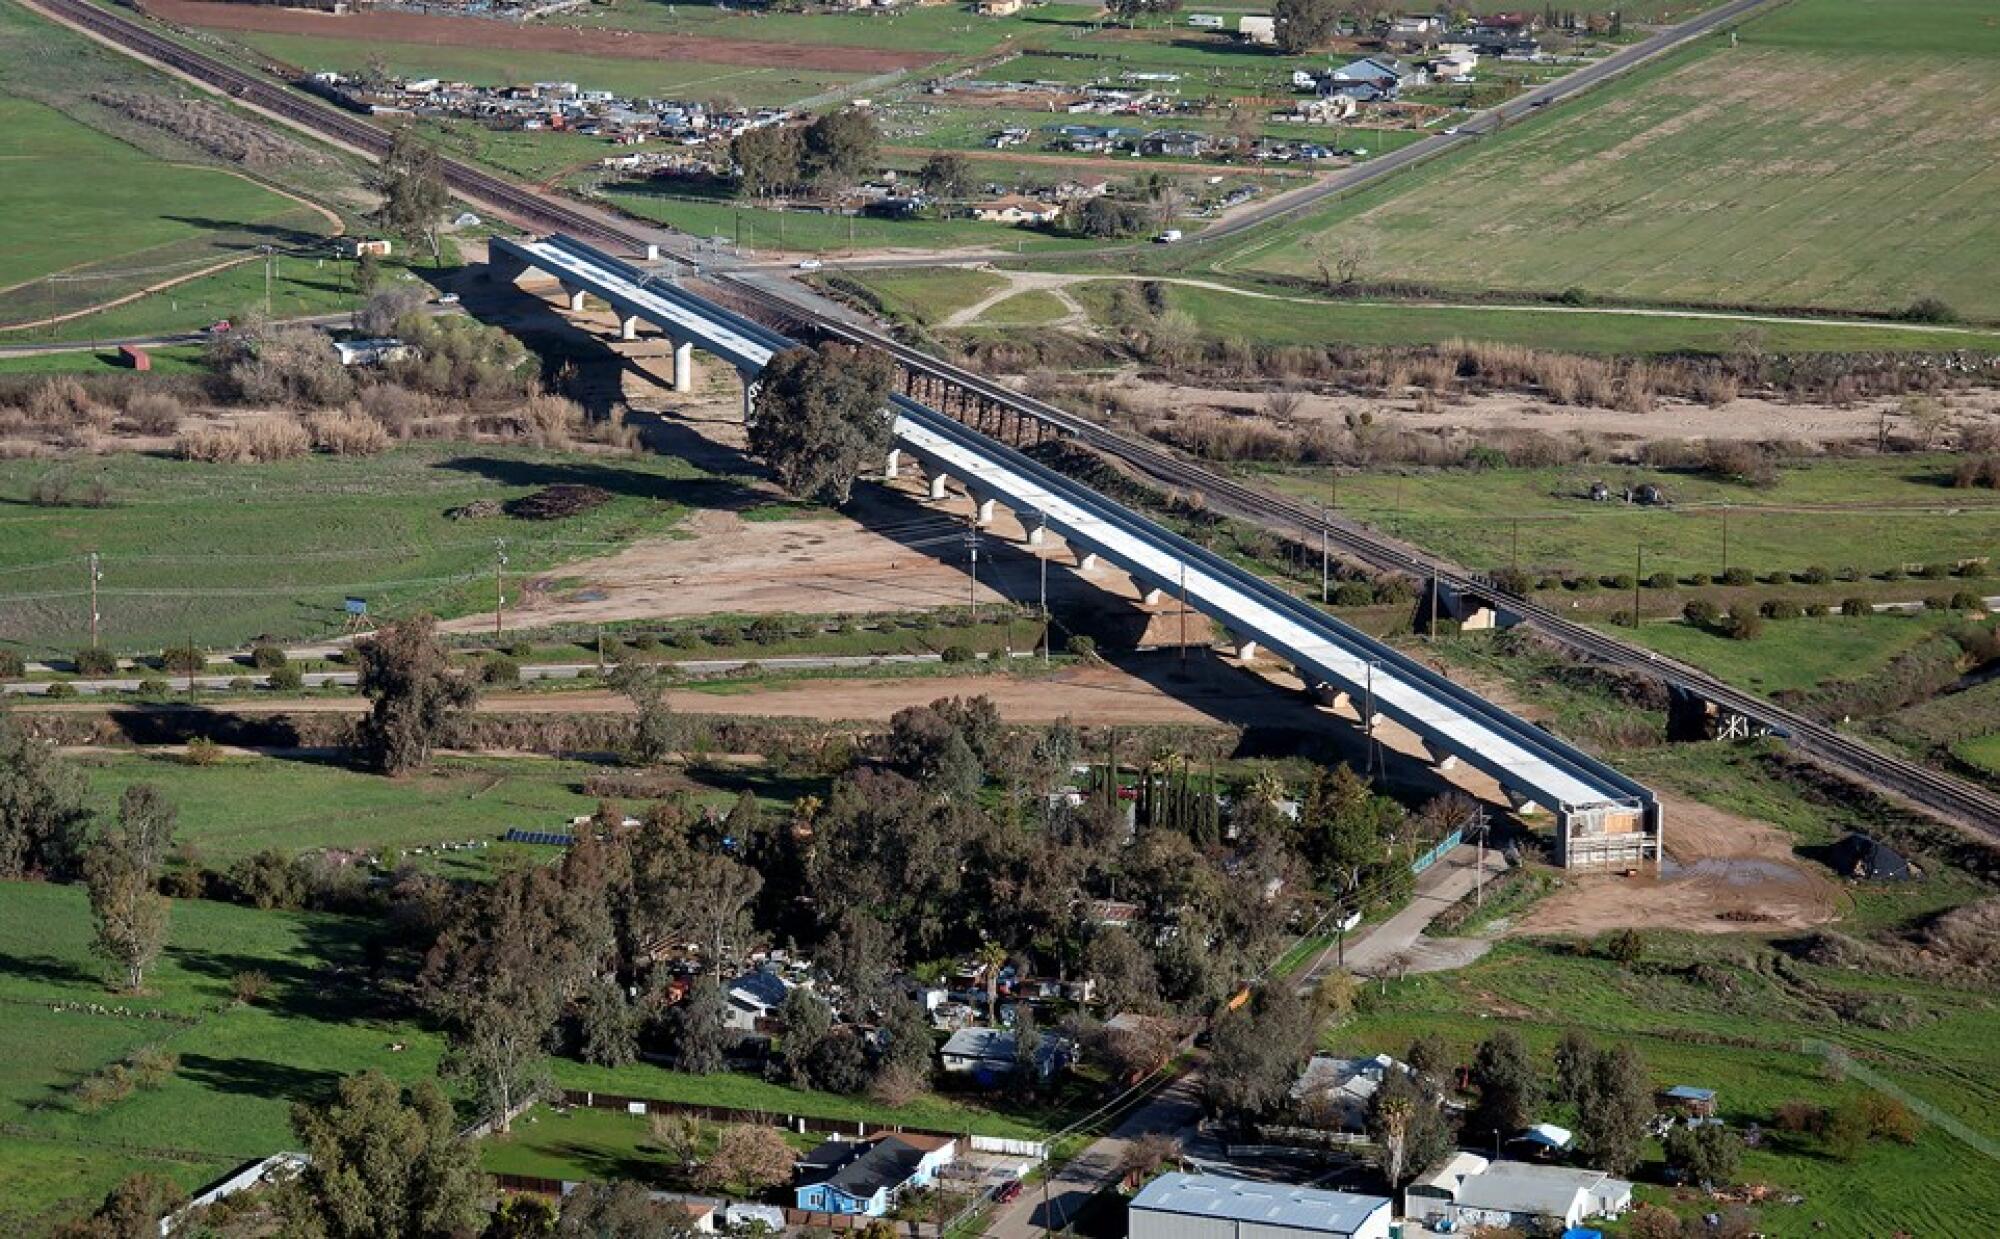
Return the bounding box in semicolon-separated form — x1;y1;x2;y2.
793;1134;957;1217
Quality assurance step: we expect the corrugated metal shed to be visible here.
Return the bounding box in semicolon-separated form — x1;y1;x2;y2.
1129;1173;1388;1239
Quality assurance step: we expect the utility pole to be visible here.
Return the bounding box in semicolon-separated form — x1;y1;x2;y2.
1632;542;1643;627
1511;518;1520;573
1036;511;1049;667
1720;509;1730;576
596;624;606;676
263;247;274;317
1429;562;1440;639
964;513;980;622
1320;512;1330;603
87;552;101;648
492;539;508;639
1178;559;1188;671
1474;807;1488;908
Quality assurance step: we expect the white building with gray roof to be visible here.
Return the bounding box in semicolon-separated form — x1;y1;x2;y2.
1402;1156;1632;1231
1129;1172;1391;1239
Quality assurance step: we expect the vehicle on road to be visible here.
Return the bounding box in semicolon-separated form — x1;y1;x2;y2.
798;258;824;271
435;292;460;305
207;319;231;334
997;1181;1024;1204
1154;229;1182;244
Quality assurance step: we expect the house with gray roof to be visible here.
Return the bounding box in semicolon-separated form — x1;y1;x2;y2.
1402;1157;1632;1231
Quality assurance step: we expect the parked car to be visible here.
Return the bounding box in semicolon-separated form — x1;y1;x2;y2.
434;292;461;305
797;258;823;271
997;1181;1025;1204
207;319;232;334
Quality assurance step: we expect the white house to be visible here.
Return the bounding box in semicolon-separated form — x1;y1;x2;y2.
723;967;794;1033
1290;1054;1406;1132
969;194;1061;225
1403;1159;1632;1232
1237;14;1276;45
1129;1173;1392;1239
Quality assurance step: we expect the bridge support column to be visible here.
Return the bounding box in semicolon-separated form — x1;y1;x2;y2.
741;375;762;422
644;243;661;262
1027;523;1047;548
1143;588;1166;607
1502;787;1545;817
1077;553;1099;573
1235;640;1259;661
619;315;641;342
885;448;902;481
560;282;587;313
973;497;997;527
928;473;951;502
673;341;694;393
1310;682;1351;711
1421;742;1459;773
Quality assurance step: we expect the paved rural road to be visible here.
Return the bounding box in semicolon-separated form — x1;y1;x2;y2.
980;846;1503;1239
0;651;1024;696
1297;843;1508;983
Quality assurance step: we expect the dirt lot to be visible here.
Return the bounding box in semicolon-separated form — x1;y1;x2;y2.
139;0;936;73
1510;795;1846;936
1098;372;2000;451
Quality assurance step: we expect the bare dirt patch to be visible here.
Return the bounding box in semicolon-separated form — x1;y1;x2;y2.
1511;795;1846;937
139;0;936;73
1096;372;2000;449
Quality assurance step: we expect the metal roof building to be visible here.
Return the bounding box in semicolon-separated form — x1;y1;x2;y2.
1129;1173;1392;1239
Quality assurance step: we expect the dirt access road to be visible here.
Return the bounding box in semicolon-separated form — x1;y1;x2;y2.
139;0;936;73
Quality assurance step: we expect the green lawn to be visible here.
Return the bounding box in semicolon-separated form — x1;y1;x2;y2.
0;444;714;654
1339;934;2000;1236
1950;732;2000;777
1256;456;2000;581
1618;613;1960;696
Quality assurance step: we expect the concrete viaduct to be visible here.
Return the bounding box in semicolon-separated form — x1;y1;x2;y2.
486;234;1664;869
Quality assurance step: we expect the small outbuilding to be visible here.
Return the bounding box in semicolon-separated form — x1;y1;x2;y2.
1659;1085;1718;1118
1832;832;1913;881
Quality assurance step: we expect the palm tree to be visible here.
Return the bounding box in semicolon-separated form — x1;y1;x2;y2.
976;939;1008;1024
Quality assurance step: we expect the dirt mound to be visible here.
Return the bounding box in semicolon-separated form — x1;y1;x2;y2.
140;0;939;73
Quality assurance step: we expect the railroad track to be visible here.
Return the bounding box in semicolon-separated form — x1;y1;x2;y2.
714;276;2000;838
31;0;655;252
40;0;2000;835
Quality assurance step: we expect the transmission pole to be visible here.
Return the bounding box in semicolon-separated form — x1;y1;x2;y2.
1036;509;1049;667
1633;542;1643;628
1320;512;1330;603
492;539;508;639
87;552;102;649
964;514;980;620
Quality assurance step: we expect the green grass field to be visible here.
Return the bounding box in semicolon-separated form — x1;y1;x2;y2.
1618;612;1961;696
977;290;1071;326
1256;456;2000;581
835;268;1009;324
1952;732;2000;776
0;347;208;376
598;190;1097;255
71;752;610;867
1338;934;2000;1236
1235;0;2000;321
1053;278;2000;353
0;94;337;332
0;876;1066;1230
0;444;714;655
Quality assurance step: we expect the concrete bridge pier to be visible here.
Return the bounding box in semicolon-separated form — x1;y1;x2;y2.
972;496;997;527
1142;588;1167;607
1502;787;1545;817
885;448;903;481
1421;742;1459;772
1027;522;1047;547
740;374;762;422
1235;640;1259;661
1077;552;1099;573
672;341;694;393
559;282;588;313
618;313;642;342
928;472;951;501
1310;682;1352;711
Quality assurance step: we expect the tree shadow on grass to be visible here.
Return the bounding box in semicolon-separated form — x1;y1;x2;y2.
501;1134;671;1188
0;951;97;989
176;1052;347;1108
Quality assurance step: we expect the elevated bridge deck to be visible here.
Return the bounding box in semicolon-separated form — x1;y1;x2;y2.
487;233;1662;861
